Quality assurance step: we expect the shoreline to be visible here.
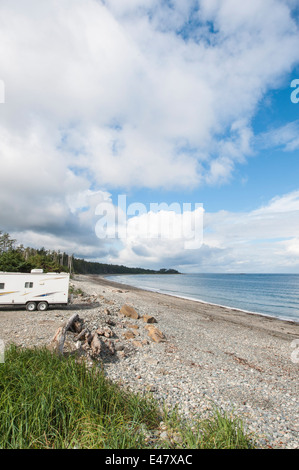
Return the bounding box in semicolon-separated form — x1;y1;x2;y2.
92;274;299;340
104;274;299;327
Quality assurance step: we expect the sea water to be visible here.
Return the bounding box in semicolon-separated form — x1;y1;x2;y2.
105;273;299;323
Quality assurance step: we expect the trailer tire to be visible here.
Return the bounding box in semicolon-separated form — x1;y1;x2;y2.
37;301;48;311
26;302;37;312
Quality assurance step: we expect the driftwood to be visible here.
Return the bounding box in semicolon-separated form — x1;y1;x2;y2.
51;313;79;355
74;327;89;342
84;331;94;345
50;312;119;359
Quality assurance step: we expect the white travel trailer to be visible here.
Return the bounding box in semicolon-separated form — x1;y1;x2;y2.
0;269;70;311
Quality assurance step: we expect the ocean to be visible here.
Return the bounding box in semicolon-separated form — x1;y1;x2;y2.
105;273;299;323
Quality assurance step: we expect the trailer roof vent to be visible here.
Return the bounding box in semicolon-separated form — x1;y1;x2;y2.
31;269;44;273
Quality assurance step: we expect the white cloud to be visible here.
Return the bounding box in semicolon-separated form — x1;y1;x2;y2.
0;0;299;270
252;190;299;215
5;184;299;273
106;190;299;272
256;121;299;152
283;237;299;256
0;0;298;193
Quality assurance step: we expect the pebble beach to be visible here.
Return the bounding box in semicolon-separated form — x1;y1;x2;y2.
1;273;298;449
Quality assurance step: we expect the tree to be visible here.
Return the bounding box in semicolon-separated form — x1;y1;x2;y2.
0;250;32;272
0;231;16;253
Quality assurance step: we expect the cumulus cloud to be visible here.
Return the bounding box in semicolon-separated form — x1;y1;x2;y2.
0;0;299;269
106;190;299;272
1;0;298;190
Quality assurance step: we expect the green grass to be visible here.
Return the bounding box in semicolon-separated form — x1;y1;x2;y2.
68;285;85;296
0;345;255;449
160;404;255;449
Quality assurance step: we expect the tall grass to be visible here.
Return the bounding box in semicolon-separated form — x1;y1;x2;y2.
0;345;255;449
160;404;255;449
0;345;160;448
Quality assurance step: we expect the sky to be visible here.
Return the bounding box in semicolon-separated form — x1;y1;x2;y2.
1;0;299;273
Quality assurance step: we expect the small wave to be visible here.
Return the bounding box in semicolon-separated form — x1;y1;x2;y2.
105;274;299;324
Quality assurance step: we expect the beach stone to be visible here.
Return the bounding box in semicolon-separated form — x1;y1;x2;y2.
120;304;140;319
143;315;157;324
145;325;166;343
132;340;144;348
172;433;183;444
123;330;136;340
90;334;102;355
63;332;82;354
147;385;158;392
145;358;159;365
96;326;113;338
103;338;115;355
125;322;139;329
133;339;149;348
160;431;169;440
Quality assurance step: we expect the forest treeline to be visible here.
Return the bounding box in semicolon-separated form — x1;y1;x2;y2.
0;230;179;275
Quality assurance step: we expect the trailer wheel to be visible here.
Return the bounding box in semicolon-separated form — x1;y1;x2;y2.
37;301;48;311
26;302;37;312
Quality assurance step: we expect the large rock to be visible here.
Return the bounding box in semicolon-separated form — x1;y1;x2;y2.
120;304;139;319
142;315;157;324
146;325;166;343
123;330;136;340
90;333;102;356
114;341;124;351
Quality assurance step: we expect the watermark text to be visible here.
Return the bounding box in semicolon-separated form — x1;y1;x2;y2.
95;195;204;250
290;79;299;104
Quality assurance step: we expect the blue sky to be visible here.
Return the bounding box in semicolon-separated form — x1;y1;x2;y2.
1;0;299;272
111;74;299;220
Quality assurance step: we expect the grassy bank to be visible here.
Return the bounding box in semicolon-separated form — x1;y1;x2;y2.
0;345;255;449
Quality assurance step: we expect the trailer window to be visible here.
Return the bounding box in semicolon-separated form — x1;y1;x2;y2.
25;282;33;288
0;283;4;289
